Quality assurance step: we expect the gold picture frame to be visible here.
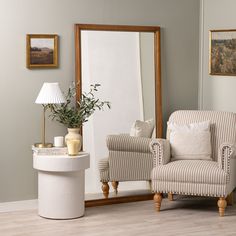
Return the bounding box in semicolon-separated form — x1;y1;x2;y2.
209;29;236;76
26;34;58;69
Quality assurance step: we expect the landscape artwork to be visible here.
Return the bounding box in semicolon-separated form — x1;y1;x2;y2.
26;34;58;68
210;30;236;75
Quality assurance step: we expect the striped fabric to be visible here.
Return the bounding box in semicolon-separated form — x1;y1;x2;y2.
152;160;227;184
107;135;152;153
98;158;109;182
98;135;153;182
109;151;153;181
218;144;234;174
152;181;227;197
150;139;170;167
151;110;236;197
167;110;236;161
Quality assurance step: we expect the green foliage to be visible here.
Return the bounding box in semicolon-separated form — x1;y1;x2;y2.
49;84;111;128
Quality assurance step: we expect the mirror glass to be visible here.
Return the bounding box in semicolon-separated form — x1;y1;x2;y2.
75;24;162;203
80;30;155;194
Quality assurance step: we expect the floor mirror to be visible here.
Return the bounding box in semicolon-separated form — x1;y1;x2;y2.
74;24;162;206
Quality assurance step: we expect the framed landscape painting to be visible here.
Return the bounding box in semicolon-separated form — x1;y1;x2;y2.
209;29;236;75
26;34;58;68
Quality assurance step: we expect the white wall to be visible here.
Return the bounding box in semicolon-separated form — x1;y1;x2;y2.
0;0;199;202
82;31;144;193
139;33;155;121
199;0;236;112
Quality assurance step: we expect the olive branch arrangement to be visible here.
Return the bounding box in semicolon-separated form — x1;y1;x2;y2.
49;83;111;128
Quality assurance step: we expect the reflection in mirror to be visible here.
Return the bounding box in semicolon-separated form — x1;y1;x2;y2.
81;31;155;194
75;24;162;203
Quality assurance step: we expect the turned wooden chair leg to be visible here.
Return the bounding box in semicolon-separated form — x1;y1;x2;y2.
218;197;227;217
168;193;173;201
102;182;110;198
154;193;162;212
226;192;234;206
112;181;119;194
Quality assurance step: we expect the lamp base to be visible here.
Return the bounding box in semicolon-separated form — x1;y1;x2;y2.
34;143;53;148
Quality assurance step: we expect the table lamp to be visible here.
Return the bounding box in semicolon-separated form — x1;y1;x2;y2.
35;82;66;148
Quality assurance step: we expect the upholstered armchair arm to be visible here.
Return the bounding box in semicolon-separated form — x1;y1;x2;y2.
107;135;152;153
107;135;153;181
218;143;235;178
150;139;171;167
98;158;109;182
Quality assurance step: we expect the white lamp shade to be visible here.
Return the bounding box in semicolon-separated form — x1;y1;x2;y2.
35;83;66;104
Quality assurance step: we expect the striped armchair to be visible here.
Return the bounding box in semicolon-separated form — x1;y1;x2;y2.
150;110;236;217
98;135;153;198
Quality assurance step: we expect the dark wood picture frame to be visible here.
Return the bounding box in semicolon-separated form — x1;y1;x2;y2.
26;34;58;69
209;29;236;76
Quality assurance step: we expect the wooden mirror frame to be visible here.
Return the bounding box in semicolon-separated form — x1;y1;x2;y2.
74;24;162;206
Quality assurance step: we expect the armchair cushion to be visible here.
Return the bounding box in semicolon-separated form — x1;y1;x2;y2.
152;160;227;185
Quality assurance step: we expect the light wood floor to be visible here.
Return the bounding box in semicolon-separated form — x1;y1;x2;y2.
1;197;236;236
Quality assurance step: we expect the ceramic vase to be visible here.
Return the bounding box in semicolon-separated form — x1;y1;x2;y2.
65;128;82;152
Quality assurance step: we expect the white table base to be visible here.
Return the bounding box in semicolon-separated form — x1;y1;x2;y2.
38;170;85;219
33;153;89;219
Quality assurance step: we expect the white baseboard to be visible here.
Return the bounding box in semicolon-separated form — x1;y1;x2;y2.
0;199;38;213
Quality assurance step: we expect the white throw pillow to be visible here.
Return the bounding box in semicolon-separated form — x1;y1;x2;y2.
130;119;154;138
168;120;210;132
168;121;212;161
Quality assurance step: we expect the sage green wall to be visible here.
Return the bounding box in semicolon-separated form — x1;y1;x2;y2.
0;0;199;202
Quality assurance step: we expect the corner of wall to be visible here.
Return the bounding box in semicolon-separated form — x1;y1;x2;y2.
198;0;204;110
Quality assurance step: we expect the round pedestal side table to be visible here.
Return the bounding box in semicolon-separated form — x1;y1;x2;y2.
33;153;90;219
